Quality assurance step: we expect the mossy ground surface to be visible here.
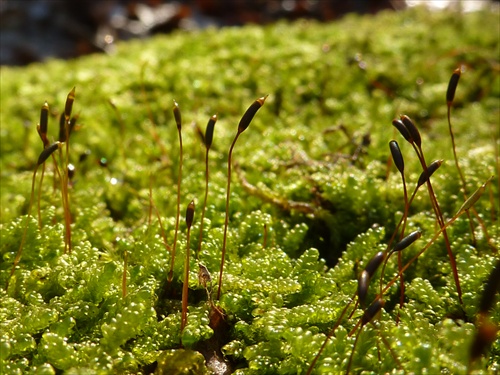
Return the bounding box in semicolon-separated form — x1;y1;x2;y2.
0;6;499;374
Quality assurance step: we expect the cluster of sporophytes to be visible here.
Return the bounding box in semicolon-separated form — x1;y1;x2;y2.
0;5;499;375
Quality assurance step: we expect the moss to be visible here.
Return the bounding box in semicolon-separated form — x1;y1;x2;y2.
1;5;499;374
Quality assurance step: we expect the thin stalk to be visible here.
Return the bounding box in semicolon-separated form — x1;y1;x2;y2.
37;163;46;228
495;136;500;222
217;131;240;301
197;115;217;260
346;299;385;374
148;174;154;228
58;88;75;254
380;176;492;299
122;250;128;299
36;101;50;228
446;68;478;246
62;164;72;254
181;200;195;335
57;146;72;254
414;144;463;304
168;101;183;283
447;70;496;251
346;325;364;375
389;140;409;314
6;167;38;291
306;295;356;375
65;90;75;252
216;96;267;301
310;248;386;375
378;160;442;295
379;331;403;370
446;68;468;192
399;114;462;303
6;142;62;290
50;153;64;221
197;147;209;261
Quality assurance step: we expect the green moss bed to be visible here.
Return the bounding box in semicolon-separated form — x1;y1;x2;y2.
1;6;499;374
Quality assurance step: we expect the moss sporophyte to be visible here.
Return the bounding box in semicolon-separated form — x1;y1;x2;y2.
0;7;499;374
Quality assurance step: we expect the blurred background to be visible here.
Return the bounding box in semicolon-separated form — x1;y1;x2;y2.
1;0;497;66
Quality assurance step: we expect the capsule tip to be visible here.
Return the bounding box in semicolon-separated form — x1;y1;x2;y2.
257;94;269;106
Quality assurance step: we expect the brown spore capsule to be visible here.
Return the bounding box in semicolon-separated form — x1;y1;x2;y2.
392;119;413;144
65;87;76;119
58;113;66;142
446;68;461;104
38;101;50;147
400;115;421;148
391;230;421;253
173;100;182;130
417;159;443;188
361;298;385;326
238;95;268;133
357;270;370;306
389;140;405;175
37;142;61;166
205;114;217;149
364;251;386;278
186;200;195;229
40;101;49;134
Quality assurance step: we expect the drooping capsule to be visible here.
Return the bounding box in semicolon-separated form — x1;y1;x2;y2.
446;68;461;104
204;114;217;149
400;115;421;148
357;251;386;306
361;298;385;326
37;142;62;166
391;230;422;254
238;95;268;133
357;270;370;306
389;140;405;175
364;251;387;278
417;160;443;188
173;100;182;130
392;118;413;144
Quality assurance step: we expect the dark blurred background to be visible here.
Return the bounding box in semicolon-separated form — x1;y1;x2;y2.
0;0;497;66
